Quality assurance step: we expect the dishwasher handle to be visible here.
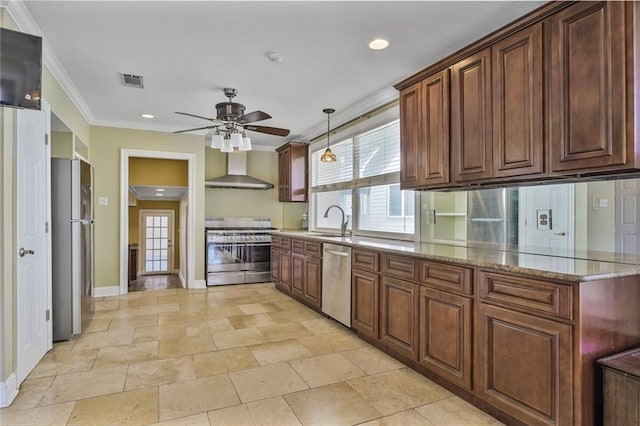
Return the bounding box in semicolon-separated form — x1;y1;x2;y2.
325;248;350;257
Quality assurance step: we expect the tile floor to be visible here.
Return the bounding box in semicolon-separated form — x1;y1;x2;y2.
129;274;183;292
0;283;503;425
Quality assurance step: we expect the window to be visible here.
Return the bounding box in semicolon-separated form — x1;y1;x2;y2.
310;113;415;239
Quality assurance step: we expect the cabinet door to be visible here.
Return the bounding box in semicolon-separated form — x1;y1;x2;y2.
270;247;279;283
420;69;450;186
278;250;291;291
399;83;421;189
291;252;304;297
548;1;629;173
492;23;543;178
278;148;291;201
380;276;420;361
419;287;472;390
475;303;572;426
351;269;379;340
451;48;493;182
303;256;322;308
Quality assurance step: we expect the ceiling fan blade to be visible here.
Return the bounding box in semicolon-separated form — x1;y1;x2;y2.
173;125;218;134
236;110;271;124
175;111;221;124
243;125;290;137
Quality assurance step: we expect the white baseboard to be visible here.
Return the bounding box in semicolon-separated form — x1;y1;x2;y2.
93;286;121;297
178;270;186;288
190;279;206;289
0;373;18;408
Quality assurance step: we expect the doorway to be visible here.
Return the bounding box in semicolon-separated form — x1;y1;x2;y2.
139;209;174;275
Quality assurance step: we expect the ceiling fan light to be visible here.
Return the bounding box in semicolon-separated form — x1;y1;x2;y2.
239;135;252;151
210;133;224;149
230;132;243;148
320;147;337;163
221;138;234;153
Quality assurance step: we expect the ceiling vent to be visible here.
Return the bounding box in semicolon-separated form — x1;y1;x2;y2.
120;73;144;88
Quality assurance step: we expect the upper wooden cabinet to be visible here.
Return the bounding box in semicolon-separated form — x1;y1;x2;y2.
548;1;632;174
276;142;308;202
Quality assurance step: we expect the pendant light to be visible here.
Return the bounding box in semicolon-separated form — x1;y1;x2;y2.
320;108;337;163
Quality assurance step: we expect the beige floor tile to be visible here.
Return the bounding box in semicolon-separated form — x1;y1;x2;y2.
219;347;260;372
284;382;381;426
359;409;434;426
272;299;309;311
228;313;281;329
139;302;181;316
0;377;53;412
290;353;365;387
159;335;217;359
300;318;346;335
151;412;211;426
72;328;134;351
415;396;503;425
159;374;240;421
212;328;267;350
207;404;253;426
229;363;308;403
94;299;120;311
50;341;75;352
205;317;235;333
342;346;404;375
249;340;313;366
246;396;301;426
258;322;314;342
38;365;128;406
108;314;158;330
238;302;280;315
347;368;452;416
192;351;228;378
0;401;75;425
125;356;196;390
67;387;158;425
92;307;139;320
28;349;98;379
184;323;213;338
83;318;111;333
269;309;322;323
134;324;186;343
93;341;158;368
298;331;364;356
158;311;208;326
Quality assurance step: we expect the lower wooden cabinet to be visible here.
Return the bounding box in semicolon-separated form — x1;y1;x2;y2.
475;303;573;426
277;249;291;292
291;252;305;297
419;286;472;390
380;276;420;361
303;255;322;308
277;237;322;310
352;269;380;340
270;247;279;283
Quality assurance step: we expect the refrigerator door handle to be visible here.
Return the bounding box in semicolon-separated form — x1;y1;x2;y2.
70;219;94;225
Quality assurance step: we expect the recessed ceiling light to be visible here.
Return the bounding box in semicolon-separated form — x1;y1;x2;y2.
156;188;165;192
140;113;154;119
156;193;163;196
368;38;389;50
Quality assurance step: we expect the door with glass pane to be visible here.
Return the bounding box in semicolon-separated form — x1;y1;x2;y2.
140;210;174;275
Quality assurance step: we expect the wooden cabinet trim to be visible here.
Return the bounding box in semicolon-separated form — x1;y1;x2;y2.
304;241;322;257
292;239;304;252
279;237;292;251
382;254;419;282
352;249;380;273
420;260;473;295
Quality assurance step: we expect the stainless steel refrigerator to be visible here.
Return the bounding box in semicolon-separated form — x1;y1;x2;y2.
51;158;94;341
467;188;518;245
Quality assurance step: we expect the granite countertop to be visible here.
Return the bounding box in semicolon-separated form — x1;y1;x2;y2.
277;231;640;282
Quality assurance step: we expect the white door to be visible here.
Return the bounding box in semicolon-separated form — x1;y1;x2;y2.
615;179;640;255
519;184;575;256
140;209;174;275
16;108;49;384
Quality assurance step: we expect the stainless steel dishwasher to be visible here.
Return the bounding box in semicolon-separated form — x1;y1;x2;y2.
322;243;352;327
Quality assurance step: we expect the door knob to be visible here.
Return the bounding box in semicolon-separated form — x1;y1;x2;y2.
554;232;567;236
19;247;35;257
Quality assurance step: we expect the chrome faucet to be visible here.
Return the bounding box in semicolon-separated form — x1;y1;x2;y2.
323;204;350;236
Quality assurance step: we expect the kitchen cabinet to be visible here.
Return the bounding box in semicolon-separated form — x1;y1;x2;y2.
548;1;632;174
276;142;308;202
380;276;420;361
272;236;292;292
352;249;380;340
451;48;492;182
280;236;322;309
291;252;305;297
419;286;472;390
303;255;322;307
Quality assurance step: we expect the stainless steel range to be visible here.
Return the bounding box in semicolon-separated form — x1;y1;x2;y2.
205;218;276;286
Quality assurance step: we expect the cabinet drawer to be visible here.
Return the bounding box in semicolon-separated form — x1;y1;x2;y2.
352;249;379;272
292;239;304;252
382;255;419;282
279;237;291;251
304;241;322;257
420;261;473;295
478;271;573;320
271;235;280;247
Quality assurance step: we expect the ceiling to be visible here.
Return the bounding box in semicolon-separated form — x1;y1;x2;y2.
19;1;544;150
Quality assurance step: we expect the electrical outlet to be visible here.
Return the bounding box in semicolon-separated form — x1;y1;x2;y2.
97;196;108;206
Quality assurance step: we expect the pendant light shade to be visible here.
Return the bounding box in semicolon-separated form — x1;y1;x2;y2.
230;132;243;148
211;132;224;149
320;108;336;163
239;133;252;151
220;137;233;153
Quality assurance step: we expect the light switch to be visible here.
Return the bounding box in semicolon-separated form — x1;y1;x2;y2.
97;196;108;206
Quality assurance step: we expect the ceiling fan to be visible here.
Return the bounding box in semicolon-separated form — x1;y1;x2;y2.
174;88;290;150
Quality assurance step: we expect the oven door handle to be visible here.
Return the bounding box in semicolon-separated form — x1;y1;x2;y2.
245;242;272;247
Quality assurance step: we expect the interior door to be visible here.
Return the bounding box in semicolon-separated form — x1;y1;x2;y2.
16;107;49;384
140;209;174;275
615;179;640;255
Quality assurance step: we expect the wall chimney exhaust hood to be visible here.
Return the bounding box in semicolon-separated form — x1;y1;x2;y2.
205;151;274;190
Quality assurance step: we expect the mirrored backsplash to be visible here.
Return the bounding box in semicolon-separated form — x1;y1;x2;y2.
420;178;640;264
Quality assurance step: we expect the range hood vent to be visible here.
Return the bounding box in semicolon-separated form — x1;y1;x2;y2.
205;151;274;190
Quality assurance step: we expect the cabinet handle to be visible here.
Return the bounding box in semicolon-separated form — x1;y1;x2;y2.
325;249;349;257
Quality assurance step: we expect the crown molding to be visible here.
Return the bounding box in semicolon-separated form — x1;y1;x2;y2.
298;85;398;143
5;0;95;124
